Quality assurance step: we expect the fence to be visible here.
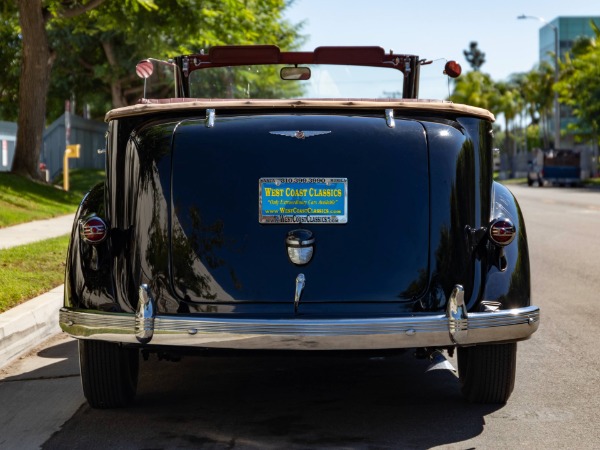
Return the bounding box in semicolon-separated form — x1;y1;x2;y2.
0;121;17;172
0;114;107;180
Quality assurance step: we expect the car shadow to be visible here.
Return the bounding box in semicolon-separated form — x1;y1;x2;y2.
44;350;503;449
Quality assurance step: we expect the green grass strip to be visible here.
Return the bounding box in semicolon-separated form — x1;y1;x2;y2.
0;170;104;228
0;235;70;313
584;177;600;187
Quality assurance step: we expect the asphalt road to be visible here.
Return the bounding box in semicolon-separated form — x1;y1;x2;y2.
2;184;599;449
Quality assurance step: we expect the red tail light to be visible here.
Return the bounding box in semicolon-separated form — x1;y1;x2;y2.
80;216;108;244
489;218;516;246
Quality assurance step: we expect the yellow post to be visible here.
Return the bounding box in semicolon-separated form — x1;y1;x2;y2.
63;144;81;191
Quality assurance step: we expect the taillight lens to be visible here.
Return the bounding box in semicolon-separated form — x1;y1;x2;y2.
489;218;516;246
80;216;108;244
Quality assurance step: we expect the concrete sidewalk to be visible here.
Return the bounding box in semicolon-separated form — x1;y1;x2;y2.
0;213;75;249
0;214;75;368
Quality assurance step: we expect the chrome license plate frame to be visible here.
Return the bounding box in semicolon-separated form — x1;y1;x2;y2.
259;177;348;225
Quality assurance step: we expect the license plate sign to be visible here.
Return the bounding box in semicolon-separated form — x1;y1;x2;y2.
259;178;348;224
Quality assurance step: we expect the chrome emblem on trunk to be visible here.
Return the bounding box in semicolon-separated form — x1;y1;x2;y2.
270;130;331;139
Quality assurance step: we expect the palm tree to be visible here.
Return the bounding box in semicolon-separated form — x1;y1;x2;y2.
450;71;495;109
520;63;554;149
492;81;524;176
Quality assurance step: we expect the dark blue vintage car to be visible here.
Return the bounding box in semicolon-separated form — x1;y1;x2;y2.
59;46;539;408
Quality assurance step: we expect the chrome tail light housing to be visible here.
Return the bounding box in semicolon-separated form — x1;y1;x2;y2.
80;216;108;244
488;217;516;272
489;218;516;247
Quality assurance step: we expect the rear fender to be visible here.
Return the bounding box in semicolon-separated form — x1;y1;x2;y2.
481;182;531;309
64;182;117;311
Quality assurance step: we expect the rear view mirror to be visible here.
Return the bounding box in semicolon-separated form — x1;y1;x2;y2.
136;59;154;99
280;66;311;80
135;58;180;100
136;59;154;79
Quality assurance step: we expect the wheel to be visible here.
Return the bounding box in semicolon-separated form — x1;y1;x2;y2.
527;177;533;186
457;343;517;404
79;340;139;408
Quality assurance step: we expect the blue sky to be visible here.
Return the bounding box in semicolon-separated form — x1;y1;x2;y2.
285;0;600;82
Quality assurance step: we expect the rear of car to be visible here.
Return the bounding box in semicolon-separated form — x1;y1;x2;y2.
60;46;539;408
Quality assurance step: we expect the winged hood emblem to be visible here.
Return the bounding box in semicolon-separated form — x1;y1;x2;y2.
270;130;331;140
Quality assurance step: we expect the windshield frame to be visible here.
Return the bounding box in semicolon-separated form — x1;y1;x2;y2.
174;46;422;99
187;63;413;100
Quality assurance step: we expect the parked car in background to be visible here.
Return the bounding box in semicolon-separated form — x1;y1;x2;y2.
60;45;540;408
528;148;586;187
527;159;543;186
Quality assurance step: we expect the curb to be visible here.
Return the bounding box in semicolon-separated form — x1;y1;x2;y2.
0;214;75;368
0;285;63;368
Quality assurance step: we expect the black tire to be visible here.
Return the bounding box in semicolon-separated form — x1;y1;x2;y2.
79;340;139;408
457;343;517;404
527;177;533;186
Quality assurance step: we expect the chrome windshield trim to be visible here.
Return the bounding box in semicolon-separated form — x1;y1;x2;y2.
60;306;540;350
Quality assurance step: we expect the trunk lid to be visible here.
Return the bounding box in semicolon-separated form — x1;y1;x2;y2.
170;113;429;306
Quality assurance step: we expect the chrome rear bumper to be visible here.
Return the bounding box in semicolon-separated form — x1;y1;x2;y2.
59;305;540;350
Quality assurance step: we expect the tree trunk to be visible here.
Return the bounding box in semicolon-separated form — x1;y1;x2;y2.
11;0;55;180
504;128;514;178
101;40;128;108
542;111;550;149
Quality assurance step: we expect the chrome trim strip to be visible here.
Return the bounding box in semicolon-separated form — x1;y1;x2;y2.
60;306;540;350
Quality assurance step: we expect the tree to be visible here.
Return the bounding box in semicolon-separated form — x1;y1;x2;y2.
451;69;526;176
555;24;600;139
7;0;303;180
555;21;600;173
11;0;108;180
493;79;524;174
0;3;21;122
449;20;600;177
463;41;486;71
49;0;303;114
449;70;495;109
518;63;555;149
